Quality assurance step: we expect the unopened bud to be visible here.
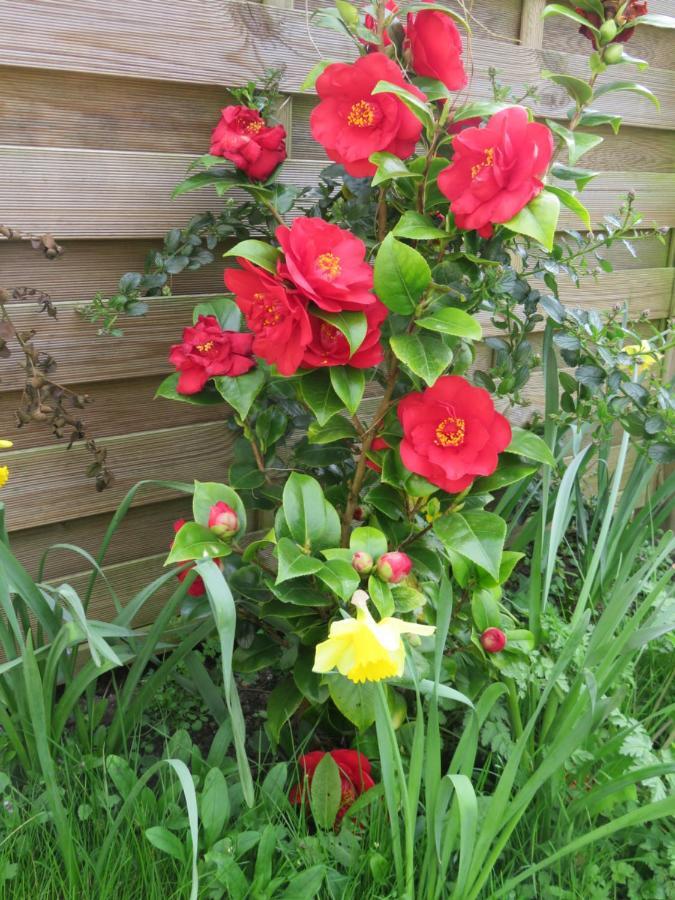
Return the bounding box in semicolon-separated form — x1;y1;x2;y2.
351;551;374;576
603;43;624;64
480;627;507;654
208;501;239;538
376;551;412;584
599;19;618;44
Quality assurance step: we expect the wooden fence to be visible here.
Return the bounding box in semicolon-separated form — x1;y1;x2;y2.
1;0;673;624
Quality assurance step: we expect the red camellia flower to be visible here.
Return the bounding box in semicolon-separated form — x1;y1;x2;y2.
438;106;553;239
302;300;388;369
448;115;481;135
276;217;376;313
171;519;224;597
376;551;412;584
310;53;426;177
224;260;312;376
397;375;512;493
289;750;375;821
168;315;256;394
576;2;647;48
481;627;507;653
210;105;287;181
361;0;399;50
405;7;467;91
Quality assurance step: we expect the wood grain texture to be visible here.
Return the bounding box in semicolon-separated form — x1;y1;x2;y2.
10;498;193;581
0;0;672;128
0;421;233;531
0;375;227;449
519;0;546;48
0;239;227;301
2;147;673;238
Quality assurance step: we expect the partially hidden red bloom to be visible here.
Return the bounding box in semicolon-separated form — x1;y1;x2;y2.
289;750;375;821
366;436;391;473
481;627;507;653
224;260;312;376
438;106;554;239
448;116;481;135
310;53;426;177
576;2;647;48
405;7;467;91
210;105;287;181
276;217;377;313
168;315;255;394
397;375;512;493
302;300;388;369
361;0;399;50
171;519;224;597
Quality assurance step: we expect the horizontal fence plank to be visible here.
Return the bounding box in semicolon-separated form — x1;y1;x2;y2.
0;1;672;129
0;375;225;449
2;147;673;238
0;239;227;302
1;421;232;531
10;497;193;581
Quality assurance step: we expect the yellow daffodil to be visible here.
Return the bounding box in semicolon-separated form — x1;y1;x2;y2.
0;440;11;489
313;590;435;684
622;341;660;375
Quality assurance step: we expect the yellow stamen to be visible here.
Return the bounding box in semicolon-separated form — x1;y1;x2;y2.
347;100;376;128
471;146;495;179
315;252;342;281
196;340;215;353
435;415;466;448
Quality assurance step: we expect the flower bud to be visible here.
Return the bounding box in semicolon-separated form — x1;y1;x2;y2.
599;19;618;44
352;550;374;576
376;551;412;584
480;627;507;654
603;43;624;64
208;501;239;538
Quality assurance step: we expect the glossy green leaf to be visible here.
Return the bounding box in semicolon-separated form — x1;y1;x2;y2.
145;826;185;863
300;60;333;91
310;752;342;830
507;426;556;467
631;14;675;29
266;678;303;744
368;575;395;618
372;80;435;137
370;152;421;187
223;240;281;274
329;367;365;415
390;333;453;385
192;481;247;538
374;233;432;314
416;307;482;340
393;211;447;241
283;472;328;550
547;120;604;165
165;522;231;565
503;190;560;251
328;675;377;729
472;461;537;493
172;172;239;199
545;185;591;230
155;373;224;406
275;538;323;584
213;368;265;420
307;416;358;444
576;110;622;133
541;70;593;106
593;80;660;109
434;511;506;580
451;101;513;122
311;310;367;357
317;558;360;601
350;526;388;560
300;370;344;426
542;3;600;31
192;296;242;330
551;163;600;191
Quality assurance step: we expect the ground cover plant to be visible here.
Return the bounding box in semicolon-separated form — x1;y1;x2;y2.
1;2;674;898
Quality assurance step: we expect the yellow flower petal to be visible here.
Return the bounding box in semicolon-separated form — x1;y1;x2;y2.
0;440;13;449
0;466;9;488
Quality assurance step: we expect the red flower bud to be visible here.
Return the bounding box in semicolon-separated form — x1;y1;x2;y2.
208;501;239;538
376;551;412;584
481;627;507;653
352;550;374;576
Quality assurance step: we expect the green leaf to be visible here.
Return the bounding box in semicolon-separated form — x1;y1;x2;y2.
278;866;326;900
416;308;482;340
366;483;404;520
171;172;239;199
542;3;600;31
155;373;224;406
393;211;447;241
300;370;344;426
328;675;377;729
166;522;231;565
213;368;265;420
503;191;560;251
311;310;367;357
223;240;281;274
547;120;604;165
283;472;328;550
192;481;247;538
275;538;323;584
374;233;432;314
507;426;556;467
145;826;185;863
266;678;303;744
350;526;388;560
472;461;537;493
471;589;501;632
370;152;421;187
368;575;394;618
372;80;434;137
576;109;622;133
593;81;660;110
545;185;591;230
541;70;593;106
300;60;333;91
390;333;452;385
550;163;600;191
316;558;360;601
329;367;366;415
200;768;230;847
631;14;675;29
434;511;506;580
308;417;358;444
309;753;342;830
192;296;241;331
451;101;513;122
335;0;359;27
